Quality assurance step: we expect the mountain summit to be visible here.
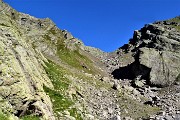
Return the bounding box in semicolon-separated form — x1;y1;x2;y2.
0;1;179;120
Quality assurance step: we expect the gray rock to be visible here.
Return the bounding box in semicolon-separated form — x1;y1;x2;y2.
62;30;73;39
175;114;180;119
124;116;133;120
100;77;110;81
134;80;145;88
0;79;3;85
112;82;121;90
111;115;121;120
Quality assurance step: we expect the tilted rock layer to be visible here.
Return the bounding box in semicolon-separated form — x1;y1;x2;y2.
0;1;55;120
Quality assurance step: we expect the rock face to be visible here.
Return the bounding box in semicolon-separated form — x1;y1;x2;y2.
0;1;55;120
112;17;180;87
0;1;123;120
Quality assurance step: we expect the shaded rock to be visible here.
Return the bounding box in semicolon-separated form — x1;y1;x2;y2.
111;115;121;120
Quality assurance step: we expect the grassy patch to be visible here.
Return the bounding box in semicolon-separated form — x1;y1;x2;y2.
43;60;82;119
43;86;73;112
56;39;97;74
21;115;40;120
43;34;51;42
118;94;160;119
0;112;8;120
166;17;180;31
69;108;83;120
44;60;71;92
167;16;180;23
43;30;100;75
44;60;73;111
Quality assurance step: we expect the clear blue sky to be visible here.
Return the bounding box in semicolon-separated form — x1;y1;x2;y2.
3;0;180;52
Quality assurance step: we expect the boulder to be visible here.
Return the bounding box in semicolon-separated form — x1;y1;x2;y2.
111;115;121;120
112;82;121;90
62;30;73;39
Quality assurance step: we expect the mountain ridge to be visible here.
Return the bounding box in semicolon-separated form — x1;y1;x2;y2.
0;1;180;120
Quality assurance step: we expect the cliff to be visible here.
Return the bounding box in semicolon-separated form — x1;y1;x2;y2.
111;16;180;87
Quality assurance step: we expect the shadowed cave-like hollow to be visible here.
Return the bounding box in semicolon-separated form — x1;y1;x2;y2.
111;62;151;83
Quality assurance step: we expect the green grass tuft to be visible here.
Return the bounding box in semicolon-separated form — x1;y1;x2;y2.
44;60;73;112
69;108;83;120
43;60;82;119
21;115;40;120
56;39;97;74
0;112;8;120
43;86;73;112
166;17;180;31
44;60;70;92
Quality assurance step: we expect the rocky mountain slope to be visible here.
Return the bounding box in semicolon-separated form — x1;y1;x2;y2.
108;16;180;119
0;1;179;120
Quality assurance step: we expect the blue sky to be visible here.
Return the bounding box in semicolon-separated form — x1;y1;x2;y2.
3;0;180;52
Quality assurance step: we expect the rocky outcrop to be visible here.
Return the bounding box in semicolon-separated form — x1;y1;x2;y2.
111;17;180;87
0;1;120;120
0;2;55;119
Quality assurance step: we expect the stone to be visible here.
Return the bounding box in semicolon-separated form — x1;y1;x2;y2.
103;111;108;118
134;80;145;88
124;116;133;120
124;85;134;92
100;77;109;81
175;114;180;119
64;115;76;120
177;111;180;114
111;115;121;120
133;89;140;96
62;30;73;39
158;111;166;116
0;79;3;85
64;110;70;115
85;114;95;120
150;87;161;91
108;108;113;114
112;82;121;90
164;115;174;120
